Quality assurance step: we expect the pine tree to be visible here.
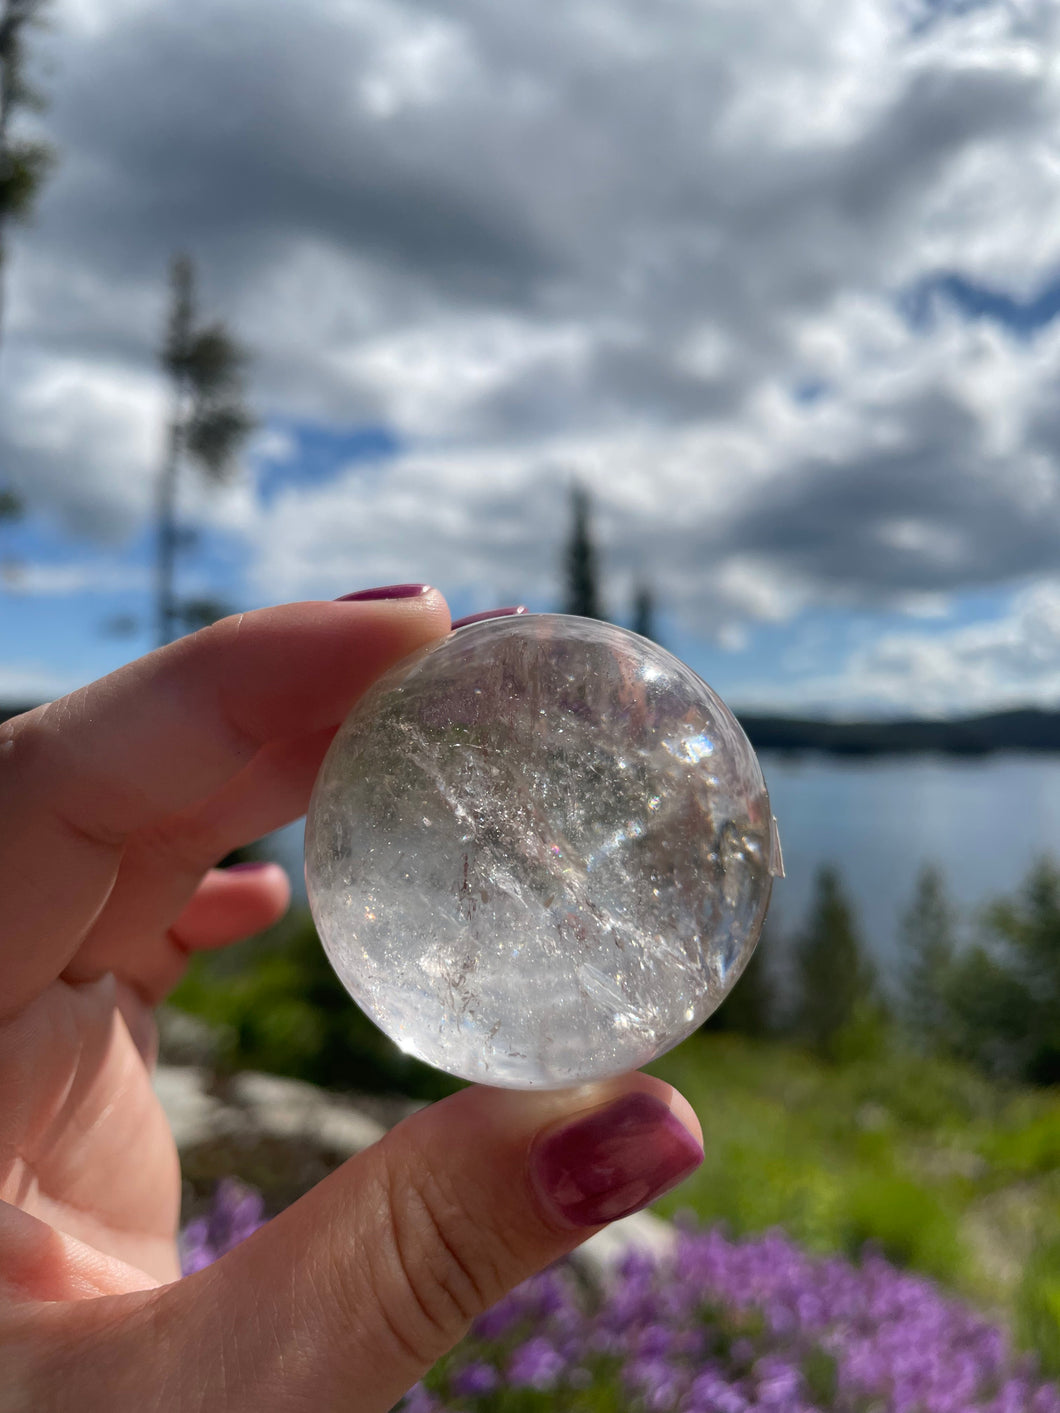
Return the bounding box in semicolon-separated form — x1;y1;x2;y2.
0;0;53;527
792;865;876;1059
967;858;1060;1083
563;483;605;619
0;0;53;350
632;581;657;641
899;864;957;1051
705;921;776;1036
157;255;253;644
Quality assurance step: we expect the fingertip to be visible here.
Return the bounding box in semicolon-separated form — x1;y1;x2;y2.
220;858;291;903
331;585;451;630
538;1071;702;1148
261;862;292;918
640;1076;703;1149
170;861;292;957
222;858;289;883
525;1080;703;1231
664;1086;703;1148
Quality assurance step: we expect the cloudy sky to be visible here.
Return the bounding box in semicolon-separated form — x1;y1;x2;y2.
5;0;1060;717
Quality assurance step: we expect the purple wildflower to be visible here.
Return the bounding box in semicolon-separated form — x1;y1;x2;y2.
179;1180;266;1275
424;1225;1059;1409
449;1361;498;1397
399;1384;444;1413
507;1335;566;1390
180;1187;1060;1410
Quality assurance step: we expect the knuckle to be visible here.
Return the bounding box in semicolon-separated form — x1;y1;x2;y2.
135;814;220;879
372;1149;508;1365
8;703;127;850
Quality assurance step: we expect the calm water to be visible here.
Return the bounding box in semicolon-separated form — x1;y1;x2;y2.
273;753;1060;966
762;752;1060;959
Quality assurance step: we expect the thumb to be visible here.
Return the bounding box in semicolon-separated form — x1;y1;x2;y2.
163;1073;699;1410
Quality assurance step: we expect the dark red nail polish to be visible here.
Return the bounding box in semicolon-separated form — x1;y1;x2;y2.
451;606;528;630
529;1092;703;1229
335;584;431;602
225;860;275;873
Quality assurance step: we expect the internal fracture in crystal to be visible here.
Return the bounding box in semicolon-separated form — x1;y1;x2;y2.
305;614;779;1089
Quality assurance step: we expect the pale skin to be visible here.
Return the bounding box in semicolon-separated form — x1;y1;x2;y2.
0;593;701;1411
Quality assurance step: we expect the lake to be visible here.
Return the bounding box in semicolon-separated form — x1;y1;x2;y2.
761;751;1060;958
271;752;1060;966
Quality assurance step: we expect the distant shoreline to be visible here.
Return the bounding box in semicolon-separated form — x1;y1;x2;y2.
737;707;1060;757
7;699;1060;758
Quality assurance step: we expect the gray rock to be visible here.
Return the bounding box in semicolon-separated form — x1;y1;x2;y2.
156;1006;230;1068
153;1065;230;1151
154;1064;386;1156
227;1070;386;1154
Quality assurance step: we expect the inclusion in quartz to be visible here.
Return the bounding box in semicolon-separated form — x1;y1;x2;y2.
304;614;781;1089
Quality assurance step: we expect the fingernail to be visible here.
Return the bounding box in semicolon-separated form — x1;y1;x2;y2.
335;584;432;602
529;1091;703;1229
225;860;275;873
451;606;528;630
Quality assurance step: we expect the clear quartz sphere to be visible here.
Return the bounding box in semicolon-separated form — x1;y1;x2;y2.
305;614;780;1089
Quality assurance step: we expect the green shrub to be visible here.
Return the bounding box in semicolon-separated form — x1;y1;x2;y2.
1016;1234;1060;1377
980;1109;1060;1177
837;1171;966;1283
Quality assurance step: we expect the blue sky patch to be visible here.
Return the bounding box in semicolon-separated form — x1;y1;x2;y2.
901;271;1060;339
255;421;402;502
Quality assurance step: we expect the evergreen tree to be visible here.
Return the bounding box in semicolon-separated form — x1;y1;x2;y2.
792;865;876;1059
944;941;1030;1081
899;864;958;1051
157;255;253;644
632;581;657;641
947;859;1060;1084
0;0;53;350
563;483;605;619
0;483;21;593
705;921;776;1037
0;0;53;526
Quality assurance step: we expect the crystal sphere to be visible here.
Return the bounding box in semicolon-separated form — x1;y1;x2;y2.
305;614;779;1089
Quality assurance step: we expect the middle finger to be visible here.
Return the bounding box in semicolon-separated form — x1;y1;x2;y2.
64;725;334;992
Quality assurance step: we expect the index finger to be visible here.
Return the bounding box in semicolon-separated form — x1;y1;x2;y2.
0;593;451;1018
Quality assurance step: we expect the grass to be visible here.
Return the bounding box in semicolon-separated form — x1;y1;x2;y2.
647;1032;1060;1369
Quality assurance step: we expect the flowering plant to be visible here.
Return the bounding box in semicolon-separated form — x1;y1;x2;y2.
182;1185;1059;1412
179;1179;267;1275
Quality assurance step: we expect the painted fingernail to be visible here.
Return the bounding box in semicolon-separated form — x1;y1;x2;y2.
225;860;275;873
529;1091;703;1229
451;606;528;630
335;584;432;602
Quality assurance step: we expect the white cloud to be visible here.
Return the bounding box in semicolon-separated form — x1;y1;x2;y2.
732;580;1060;717
8;0;1060;713
244;300;1060;639
0;562;149;595
4;355;165;538
0;662;75;703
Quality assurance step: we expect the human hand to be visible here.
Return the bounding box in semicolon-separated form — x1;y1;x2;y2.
0;591;703;1411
